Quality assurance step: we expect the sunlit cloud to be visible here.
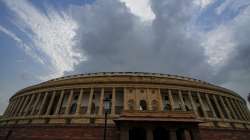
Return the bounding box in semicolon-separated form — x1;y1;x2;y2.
2;0;86;80
120;0;155;21
194;0;214;9
201;25;235;68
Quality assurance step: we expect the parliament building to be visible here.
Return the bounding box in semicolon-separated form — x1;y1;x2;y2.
0;72;250;140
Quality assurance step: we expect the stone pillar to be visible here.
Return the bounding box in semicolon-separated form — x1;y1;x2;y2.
30;93;41;116
46;91;56;115
38;92;48;115
229;99;241;120
146;127;153;140
24;94;35;116
11;100;19;116
225;97;237;120
158;88;164;111
233;99;244;120
112;88;116;115
239;102;250;120
147;89;152;111
233;100;244;120
120;127;129;140
197;93;208;118
239;103;248;120
10;101;17;116
235;100;247;120
212;95;225;119
87;88;94;114
170;129;177;140
12;97;21;117
14;96;25;116
18;95;29;116
9;99;17;117
188;91;198;117
205;94;216;118
99;88;104;115
76;89;83;115
65;90;74;115
55;90;64;115
168;89;175;111
219;96;232;119
178;90;186;111
124;88;128;110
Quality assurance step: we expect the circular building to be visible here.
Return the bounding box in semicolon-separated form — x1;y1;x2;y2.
0;72;250;140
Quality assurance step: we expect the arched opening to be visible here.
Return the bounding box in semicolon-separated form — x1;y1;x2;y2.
153;127;169;140
129;127;146;140
139;100;147;111
176;128;185;140
176;128;192;140
164;103;171;111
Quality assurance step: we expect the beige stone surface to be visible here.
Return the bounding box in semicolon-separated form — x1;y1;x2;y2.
234;123;245;129
17;119;29;124
217;122;231;128
71;118;89;124
31;119;46;124
49;118;66;124
199;122;214;127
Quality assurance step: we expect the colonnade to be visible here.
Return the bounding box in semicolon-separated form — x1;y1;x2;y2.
162;89;250;121
2;87;250;124
3;88;122;118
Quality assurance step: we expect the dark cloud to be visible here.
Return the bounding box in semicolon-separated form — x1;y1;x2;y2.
212;8;250;101
66;0;250;105
67;0;213;81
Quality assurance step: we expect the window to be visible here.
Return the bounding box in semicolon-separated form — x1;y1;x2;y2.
70;103;77;114
139;100;147;111
164;104;171;111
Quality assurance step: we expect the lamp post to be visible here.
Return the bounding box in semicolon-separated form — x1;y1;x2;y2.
103;98;111;140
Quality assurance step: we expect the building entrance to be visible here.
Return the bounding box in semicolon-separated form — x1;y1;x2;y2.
114;111;202;140
153;127;170;140
129;127;146;140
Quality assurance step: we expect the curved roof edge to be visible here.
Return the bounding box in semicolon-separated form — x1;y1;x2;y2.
12;72;245;102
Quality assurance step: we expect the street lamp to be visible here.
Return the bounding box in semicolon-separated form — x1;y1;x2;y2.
103;97;111;140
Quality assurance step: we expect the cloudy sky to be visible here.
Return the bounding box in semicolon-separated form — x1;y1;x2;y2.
0;0;250;114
